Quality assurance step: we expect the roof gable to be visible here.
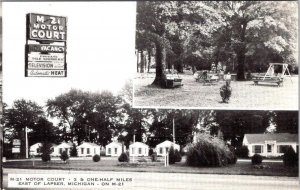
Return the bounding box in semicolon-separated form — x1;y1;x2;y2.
244;133;298;144
129;142;148;148
78;142;100;148
156;140;179;147
106;142;123;147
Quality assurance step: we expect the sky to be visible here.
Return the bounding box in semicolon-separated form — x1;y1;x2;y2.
3;2;136;107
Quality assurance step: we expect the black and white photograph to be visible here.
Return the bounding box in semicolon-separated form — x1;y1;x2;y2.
133;1;298;110
1;1;299;190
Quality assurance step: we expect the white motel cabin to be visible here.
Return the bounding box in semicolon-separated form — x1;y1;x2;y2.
77;142;101;157
243;133;299;157
155;140;180;156
51;142;72;157
29;143;42;156
106;142;126;157
129;142;149;157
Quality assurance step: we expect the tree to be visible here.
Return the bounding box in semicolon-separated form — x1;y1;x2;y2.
117;104;150;148
28;117;60;146
136;2;176;87
214;1;297;80
3;99;44;158
41;142;52;162
147;109;201;147
215;110;271;147
46;89;95;144
70;143;78;157
87;91;122;146
273;111;298;133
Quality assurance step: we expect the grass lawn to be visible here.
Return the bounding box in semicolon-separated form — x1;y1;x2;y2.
133;72;298;110
3;157;298;177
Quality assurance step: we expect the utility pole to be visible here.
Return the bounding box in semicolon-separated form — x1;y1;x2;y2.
173;117;175;143
25;126;28;159
133;131;136;163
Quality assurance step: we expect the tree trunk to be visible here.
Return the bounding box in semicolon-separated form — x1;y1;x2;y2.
236;51;246;80
177;60;184;73
147;50;151;72
136;50;139;73
140;51;144;73
236;22;247;81
152;42;167;87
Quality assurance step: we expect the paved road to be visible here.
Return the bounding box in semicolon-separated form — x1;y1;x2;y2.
3;168;299;190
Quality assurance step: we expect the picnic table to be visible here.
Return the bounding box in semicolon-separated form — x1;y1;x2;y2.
165;74;183;88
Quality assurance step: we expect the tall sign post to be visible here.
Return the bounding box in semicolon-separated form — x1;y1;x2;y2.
25;127;28;159
25;13;67;77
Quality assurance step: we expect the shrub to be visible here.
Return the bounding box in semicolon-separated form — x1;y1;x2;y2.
70;144;78;157
220;81;232;103
60;151;69;162
174;149;182;163
151;152;157;162
118;152;129;162
41;154;51;162
100;150;106;157
186;134;237;167
149;149;154;156
251;154;263;165
226;149;237;164
41;142;52;162
283;146;298;167
168;146;176;164
93;154;101;162
235;146;249;158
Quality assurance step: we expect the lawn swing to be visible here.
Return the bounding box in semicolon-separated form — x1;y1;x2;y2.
252;63;292;87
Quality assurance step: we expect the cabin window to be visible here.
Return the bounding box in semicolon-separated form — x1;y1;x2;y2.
132;148;135;154
37;148;40;153
277;145;290;153
59;148;63;154
138;148;142;154
87;148;90;154
65;148;68;153
159;148;163;154
252;145;262;153
81;148;84;154
108;148;111;154
166;147;169;153
115;148;117;154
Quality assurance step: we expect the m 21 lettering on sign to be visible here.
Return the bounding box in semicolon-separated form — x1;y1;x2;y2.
27;13;67;41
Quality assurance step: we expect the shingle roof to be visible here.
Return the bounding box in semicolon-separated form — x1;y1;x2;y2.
106;141;123;147
156;140;179;147
244;133;298;144
129;142;148;147
78;142;100;147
